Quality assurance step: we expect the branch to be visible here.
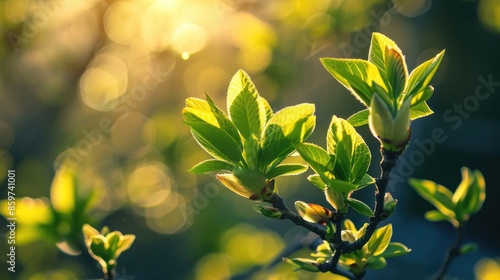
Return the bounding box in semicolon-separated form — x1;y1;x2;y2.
342;148;402;253
432;225;465;280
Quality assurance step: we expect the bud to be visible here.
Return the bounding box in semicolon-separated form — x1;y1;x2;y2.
381;192;397;220
216;171;274;202
253;205;282;219
369;92;411;151
283;257;321;272
324;188;347;214
294;201;333;224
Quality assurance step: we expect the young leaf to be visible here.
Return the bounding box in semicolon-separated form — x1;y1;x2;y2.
260;104;316;167
357;174;376;189
424;210;454;223
453;167;486;216
406;49;445;98
410;101;434;120
205;93;241;144
367;257;387;270
321;58;386;106
329;179;359;193
188;122;242;164
327;116;371;183
385;46;408;100
189;159;234;174
266;164;308;179
410;85;434;107
307;174;327;191
368;32;403;83
380;242;412;258
459;243;479;255
294;142;332;181
408;178;455;218
347;109;369;127
227;69;266;140
346;197;374;217
367;223;393;257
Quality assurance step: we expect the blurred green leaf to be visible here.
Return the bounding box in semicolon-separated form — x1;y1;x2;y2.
453;167;486;218
380;242;412;258
459;242;479;255
188;159;234;174
424;210;453;223
367;256;387;270
408;178;455;218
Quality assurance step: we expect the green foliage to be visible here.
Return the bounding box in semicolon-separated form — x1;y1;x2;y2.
83;224;135;277
409;167;486;228
183;69;315;201
295;116;373;215
0;166;101;254
321;32;445;151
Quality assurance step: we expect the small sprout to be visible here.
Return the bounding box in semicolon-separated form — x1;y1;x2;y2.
294;201;333;224
83;224;135;280
381;192;398;220
253;205;282;219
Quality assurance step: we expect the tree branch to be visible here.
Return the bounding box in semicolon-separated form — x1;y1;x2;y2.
432;225;465;280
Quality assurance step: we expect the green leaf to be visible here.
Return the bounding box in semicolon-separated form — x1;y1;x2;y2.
205;93;241;144
406;49;445;98
385;46;408;100
329;179;358;193
295;143;332;182
410;101;434;120
368;32;403;83
189;159;234;174
187;122;242;164
367;257;387;270
453;167;486;216
380;242;412;258
266;164;308;179
357;174;376;189
410;85;434;107
90;236;107;259
408;178;455;218
367;224;392;257
307;174;327;191
260;104;316;167
459;243;478;255
227;69;266;140
327;116;371;183
321;58;386;106
346;197;374;217
424;210;453;223
347;109;369;127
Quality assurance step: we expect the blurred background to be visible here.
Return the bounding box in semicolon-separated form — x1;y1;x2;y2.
0;0;499;279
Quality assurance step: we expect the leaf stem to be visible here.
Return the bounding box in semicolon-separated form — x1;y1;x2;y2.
432;224;465;280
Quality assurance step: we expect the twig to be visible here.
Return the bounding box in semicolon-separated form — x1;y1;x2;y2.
432;225;465;280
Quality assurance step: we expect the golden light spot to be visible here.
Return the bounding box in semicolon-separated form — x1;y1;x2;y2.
171;22;207;56
127;161;172;208
104;1;141;45
111;113;156;158
194;253;232;280
182;52;190;60
80;68;122;111
4;0;27;23
140;2;177;51
145;197;187;234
